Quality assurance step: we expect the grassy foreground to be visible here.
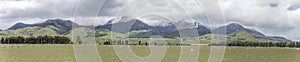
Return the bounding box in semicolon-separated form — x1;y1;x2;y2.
0;45;300;62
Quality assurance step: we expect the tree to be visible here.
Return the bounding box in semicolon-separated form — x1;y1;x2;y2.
0;37;4;44
0;36;71;44
145;42;148;46
76;36;82;44
289;42;296;47
138;41;141;45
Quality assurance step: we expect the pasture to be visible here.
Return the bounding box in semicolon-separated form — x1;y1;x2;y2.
0;45;300;62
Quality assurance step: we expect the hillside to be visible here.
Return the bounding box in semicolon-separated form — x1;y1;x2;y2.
198;32;287;44
0;26;60;37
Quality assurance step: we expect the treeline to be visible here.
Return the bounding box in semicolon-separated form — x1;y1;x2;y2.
100;40;190;46
221;41;300;47
101;40;151;45
0;36;72;44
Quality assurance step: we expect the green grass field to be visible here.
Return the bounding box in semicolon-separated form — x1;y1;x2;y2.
0;45;300;62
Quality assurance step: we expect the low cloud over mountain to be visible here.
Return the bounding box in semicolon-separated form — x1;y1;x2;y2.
0;0;299;40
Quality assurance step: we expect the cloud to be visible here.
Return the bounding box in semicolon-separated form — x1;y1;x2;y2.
1;0;78;19
98;0;127;16
288;4;300;11
0;0;300;40
0;0;78;29
0;0;207;28
218;0;300;40
99;0;207;25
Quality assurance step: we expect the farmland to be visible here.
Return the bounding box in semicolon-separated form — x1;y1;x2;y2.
1;44;300;62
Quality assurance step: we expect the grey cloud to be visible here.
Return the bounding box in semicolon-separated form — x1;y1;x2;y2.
270;3;278;7
1;0;77;19
98;0;126;16
0;0;300;40
288;4;300;11
218;0;300;40
0;0;78;29
96;0;206;24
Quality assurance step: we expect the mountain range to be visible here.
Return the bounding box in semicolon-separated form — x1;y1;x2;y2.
213;23;290;41
0;18;291;41
8;19;78;34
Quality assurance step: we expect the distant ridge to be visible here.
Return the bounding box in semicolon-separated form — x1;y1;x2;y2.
267;36;291;41
8;22;34;30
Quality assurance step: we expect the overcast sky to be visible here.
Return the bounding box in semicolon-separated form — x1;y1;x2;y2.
0;0;300;40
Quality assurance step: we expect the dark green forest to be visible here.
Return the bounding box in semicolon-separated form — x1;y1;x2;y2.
0;36;71;44
210;41;300;47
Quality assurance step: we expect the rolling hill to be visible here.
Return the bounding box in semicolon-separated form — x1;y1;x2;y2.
0;26;59;37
